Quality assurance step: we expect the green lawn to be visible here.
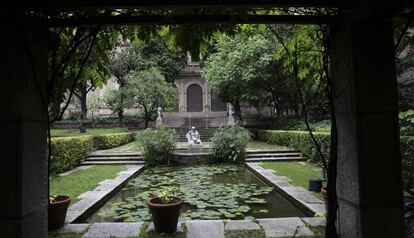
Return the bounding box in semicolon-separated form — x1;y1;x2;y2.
261;161;325;199
50;165;127;204
50;128;130;137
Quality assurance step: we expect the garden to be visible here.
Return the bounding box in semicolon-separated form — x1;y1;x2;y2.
41;11;414;238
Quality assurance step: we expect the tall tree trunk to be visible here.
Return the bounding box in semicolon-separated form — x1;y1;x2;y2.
143;105;149;128
118;110;124;127
79;85;87;133
232;101;243;124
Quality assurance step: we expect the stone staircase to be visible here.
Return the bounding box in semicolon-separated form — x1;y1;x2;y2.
81;154;144;165
245;149;305;162
172;117;220;142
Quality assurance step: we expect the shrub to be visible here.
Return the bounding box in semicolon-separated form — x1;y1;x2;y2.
50;136;93;173
210;125;251;163
93;132;136;150
136;125;177;166
401;136;414;196
258;130;414;195
257;130;330;164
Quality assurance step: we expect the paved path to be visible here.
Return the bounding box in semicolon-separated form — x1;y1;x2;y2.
56;218;325;238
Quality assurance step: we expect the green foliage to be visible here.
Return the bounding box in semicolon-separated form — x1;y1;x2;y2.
48;27;119;122
103;89;133;116
87;93;102;119
270;24;329;117
136;126;177;166
202;33;274;120
98;165;274;222
210;126;251;163
66;110;82;121
258;130;414;195
50;136;93;173
94;132;136;150
50;165;127;204
400;110;414;135
261;161;324;199
289;120;331;132
136;38;186;83
158;186;179;204
126;67;178;127
257;130;330;164
401;136;414;196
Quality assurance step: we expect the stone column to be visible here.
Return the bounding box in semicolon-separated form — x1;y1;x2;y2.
330;16;404;237
0;16;49;238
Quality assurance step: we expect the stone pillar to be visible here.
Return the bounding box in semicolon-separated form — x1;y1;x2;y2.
330;16;405;237
0;16;49;237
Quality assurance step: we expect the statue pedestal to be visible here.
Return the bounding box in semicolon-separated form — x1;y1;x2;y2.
188;143;203;152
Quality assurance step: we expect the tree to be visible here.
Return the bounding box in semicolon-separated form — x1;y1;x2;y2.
108;44;143;125
126;67;178;128
136;38;186;83
72;52;110;133
202;32;293;121
269;24;328;120
103;88;133;122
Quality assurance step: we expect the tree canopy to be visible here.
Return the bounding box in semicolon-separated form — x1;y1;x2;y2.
126;67;178;128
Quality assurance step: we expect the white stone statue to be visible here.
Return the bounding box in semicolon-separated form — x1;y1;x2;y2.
186;126;202;145
156;106;163;127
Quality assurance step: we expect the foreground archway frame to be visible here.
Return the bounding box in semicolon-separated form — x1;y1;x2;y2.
2;1;412;237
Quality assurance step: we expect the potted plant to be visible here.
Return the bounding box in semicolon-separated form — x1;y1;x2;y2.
48;194;71;231
147;186;183;234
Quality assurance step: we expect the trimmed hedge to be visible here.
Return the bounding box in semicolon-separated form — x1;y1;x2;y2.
257;130;330;164
93;132;136;150
50;136;93;174
258;130;414;195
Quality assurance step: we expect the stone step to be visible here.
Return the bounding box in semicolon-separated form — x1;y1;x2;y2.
89;153;142;157
245;157;306;162
80;160;145;165
246;153;302;158
246;149;301;154
85;156;144;161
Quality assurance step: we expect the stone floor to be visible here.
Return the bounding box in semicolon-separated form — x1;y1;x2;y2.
54;217;325;238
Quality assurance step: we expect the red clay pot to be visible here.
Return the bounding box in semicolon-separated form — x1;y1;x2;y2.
147;197;183;234
48;195;71;231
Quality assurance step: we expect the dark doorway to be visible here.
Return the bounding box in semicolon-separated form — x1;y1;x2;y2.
211;88;227;111
187;84;203;112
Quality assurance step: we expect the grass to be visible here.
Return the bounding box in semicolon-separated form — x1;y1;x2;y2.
50;165;127;203
50;128;130;137
261;161;325;199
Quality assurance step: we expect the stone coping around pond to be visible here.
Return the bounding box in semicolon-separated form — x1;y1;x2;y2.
55;217;325;238
65;165;144;224
246;163;326;216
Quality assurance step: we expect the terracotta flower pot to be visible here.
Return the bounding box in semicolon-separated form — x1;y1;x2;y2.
48;195;71;231
321;187;328;214
147;197;183;234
